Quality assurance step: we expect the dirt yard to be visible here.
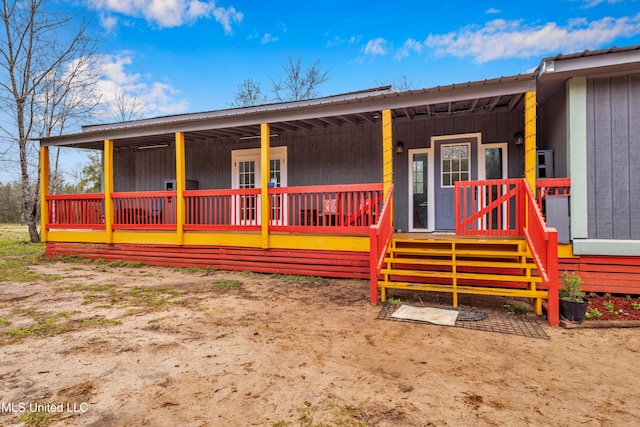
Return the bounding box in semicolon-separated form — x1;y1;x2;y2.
1;259;640;426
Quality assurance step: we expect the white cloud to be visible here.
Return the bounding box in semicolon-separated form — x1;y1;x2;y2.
364;38;388;55
260;33;278;44
87;0;243;31
394;38;423;60
424;14;640;63
94;53;189;118
485;8;501;14
582;0;622;8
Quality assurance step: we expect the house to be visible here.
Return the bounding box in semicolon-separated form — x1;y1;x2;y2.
39;45;640;326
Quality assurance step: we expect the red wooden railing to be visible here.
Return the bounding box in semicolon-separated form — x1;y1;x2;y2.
454;178;559;325
536;177;571;208
184;188;261;231
269;183;384;234
455;179;524;236
369;186;394;304
523;180;559;326
46;194;105;229
46;184;384;235
112;191;176;230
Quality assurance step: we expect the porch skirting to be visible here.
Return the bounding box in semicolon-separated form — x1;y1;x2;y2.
560;255;640;294
45;242;370;279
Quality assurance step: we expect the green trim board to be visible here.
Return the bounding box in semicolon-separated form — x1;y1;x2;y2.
573;239;640;256
566;76;588;239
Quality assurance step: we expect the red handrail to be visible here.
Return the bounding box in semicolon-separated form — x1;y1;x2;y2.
184;188;261;231
455;179;524;236
536;177;571;216
369;185;394;304
111;191;177;230
46;194;105;230
454;178;559;325
523;180;559;326
269;183;383;234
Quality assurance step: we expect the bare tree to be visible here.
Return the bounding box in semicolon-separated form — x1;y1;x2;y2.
231;78;267;107
0;0;97;242
376;75;419;92
108;88;144;122
271;55;329;102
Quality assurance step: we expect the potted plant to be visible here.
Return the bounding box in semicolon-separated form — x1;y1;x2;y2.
559;271;589;323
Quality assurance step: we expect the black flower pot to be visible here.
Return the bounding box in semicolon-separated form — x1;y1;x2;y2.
559;298;589;324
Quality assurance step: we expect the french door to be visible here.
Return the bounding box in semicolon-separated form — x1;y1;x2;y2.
231;147;287;225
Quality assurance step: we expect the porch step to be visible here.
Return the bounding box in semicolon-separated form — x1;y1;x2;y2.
379;236;546;315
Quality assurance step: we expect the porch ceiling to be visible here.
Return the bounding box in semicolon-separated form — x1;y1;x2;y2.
41;74;536;150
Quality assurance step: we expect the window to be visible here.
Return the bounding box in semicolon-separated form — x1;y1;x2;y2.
441;143;470;187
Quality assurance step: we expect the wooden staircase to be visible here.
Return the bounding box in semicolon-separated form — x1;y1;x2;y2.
379;235;548;315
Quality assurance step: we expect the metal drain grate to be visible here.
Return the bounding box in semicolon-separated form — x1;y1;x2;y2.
377;303;550;340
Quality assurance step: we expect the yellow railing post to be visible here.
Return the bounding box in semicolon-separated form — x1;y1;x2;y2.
382;109;393;199
382;109;393;228
260;123;270;249
524;91;537;192
39;146;49;242
175;132;186;245
104;139;114;244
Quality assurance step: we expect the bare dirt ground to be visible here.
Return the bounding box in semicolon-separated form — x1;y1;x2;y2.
1;260;640;426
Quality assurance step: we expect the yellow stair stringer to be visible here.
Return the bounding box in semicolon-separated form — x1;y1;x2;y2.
379;236;547;315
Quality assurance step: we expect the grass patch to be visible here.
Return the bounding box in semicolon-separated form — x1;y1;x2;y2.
67;283;117;292
79;316;121;328
107;260;143;268
211;278;242;290
0;236;46;283
18;406;51;426
269;273;325;283
293;402;366;427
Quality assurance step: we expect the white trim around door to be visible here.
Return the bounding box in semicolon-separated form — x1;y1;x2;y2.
408;147;435;232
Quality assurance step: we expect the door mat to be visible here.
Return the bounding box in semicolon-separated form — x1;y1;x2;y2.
391;305;459;326
377;303;549;340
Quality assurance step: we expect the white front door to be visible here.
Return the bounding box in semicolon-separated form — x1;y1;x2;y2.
232;147;287;225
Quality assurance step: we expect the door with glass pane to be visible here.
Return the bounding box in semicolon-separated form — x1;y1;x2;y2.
479;143;508;230
409;148;434;231
433;135;479;230
232;147;287;226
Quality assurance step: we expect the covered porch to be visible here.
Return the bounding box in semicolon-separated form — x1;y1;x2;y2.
39;78;561;325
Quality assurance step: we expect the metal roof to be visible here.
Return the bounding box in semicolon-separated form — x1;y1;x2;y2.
41;73;536;150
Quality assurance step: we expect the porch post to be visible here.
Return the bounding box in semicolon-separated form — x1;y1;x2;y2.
260;123;270;249
175;132;186;245
39;146;49;242
524;91;537;191
382;109;393;199
104;139;114;244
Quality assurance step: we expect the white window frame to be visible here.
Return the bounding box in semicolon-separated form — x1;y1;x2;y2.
440;142;471;188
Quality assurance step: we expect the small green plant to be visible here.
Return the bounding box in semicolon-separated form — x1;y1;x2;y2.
503;303;530;315
604;293;612;300
107;260;143;268
626;295;632;301
211;279;242;290
631;302;640;310
19;406;51;426
271;420;291;427
603;300;615;312
387;297;402;305
559;272;585;302
585;308;603;319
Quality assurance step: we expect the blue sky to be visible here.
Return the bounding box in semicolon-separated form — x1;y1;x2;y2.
2;0;640;183
82;0;640;116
